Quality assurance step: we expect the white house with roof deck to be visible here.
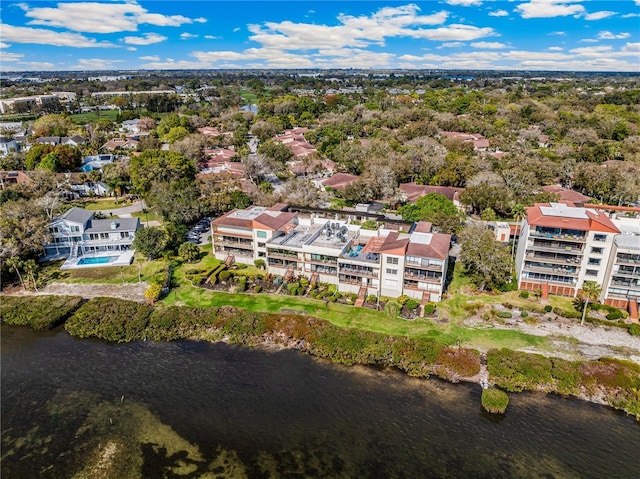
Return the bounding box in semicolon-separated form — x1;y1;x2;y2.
43;207;140;269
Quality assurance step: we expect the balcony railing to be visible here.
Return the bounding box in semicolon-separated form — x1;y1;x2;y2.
267;250;299;260
404;261;444;272
338;265;377;278
525;253;581;265
214;238;254;249
528;241;584;254
524;263;578;276
403;271;442;283
531;229;586;242
215;246;252;257
307;256;338;265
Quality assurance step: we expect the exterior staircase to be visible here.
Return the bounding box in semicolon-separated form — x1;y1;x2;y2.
354;286;367;307
284;268;295;281
310;272;319;287
420;292;431;317
629;300;638;321
224;254;235;267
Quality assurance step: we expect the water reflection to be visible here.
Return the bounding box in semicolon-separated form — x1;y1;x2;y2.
2;325;638;479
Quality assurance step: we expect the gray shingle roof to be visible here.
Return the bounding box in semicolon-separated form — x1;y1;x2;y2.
85;217;140;233
61;207;93;224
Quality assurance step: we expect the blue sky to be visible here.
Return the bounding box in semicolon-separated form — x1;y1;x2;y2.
1;1;639;72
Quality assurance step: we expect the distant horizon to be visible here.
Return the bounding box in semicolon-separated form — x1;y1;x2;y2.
1;1;639;73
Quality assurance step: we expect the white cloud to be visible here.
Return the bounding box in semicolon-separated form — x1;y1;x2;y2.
22;1;205;34
72;58;125;70
180;33;198;39
517;1;585;19
412;24;497;41
488;10;509;17
139;55;160;61
437;42;465;49
549;31;566;36
123;33;167;45
233;27;241;32
622;42;640;53
0;42;10;48
548;46;564;51
597;31;631;40
1;52;24;62
127;47;136;51
0;24;114;47
584;11;616;21
471;41;507;49
621;13;640;18
444;0;482;6
204;35;219;40
7;61;57;72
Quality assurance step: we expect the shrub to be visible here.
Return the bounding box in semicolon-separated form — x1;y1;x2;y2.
237;276;247;292
0;295;83;330
366;294;378;304
606;309;624;321
254;285;262;293
519;290;530;299
384;301;401;317
544;305;553;313
423;303;436;316
145;282;163;303
553;307;581;319
299;278;309;287
404;299;420;311
437;347;481;378
219;270;232;282
286;282;299;294
487;348;553;392
520;310;528;318
65;297;151;343
481;388;509;414
397;295;410;306
254;259;266;270
629;324;640;336
496;311;513;319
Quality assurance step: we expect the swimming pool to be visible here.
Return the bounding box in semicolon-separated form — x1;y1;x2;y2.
77;256;118;265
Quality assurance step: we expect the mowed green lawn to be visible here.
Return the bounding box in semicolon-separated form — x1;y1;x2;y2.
70;110;120;123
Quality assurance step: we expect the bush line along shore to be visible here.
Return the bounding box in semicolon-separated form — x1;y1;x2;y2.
2;295;639;418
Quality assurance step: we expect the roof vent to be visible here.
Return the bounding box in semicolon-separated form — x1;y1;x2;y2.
110;221;117;230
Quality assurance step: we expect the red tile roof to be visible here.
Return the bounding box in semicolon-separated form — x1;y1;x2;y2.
526;203;620;234
541;185;591;204
322;173;360;191
378;232;409;255
399;182;464;202
406;233;451;260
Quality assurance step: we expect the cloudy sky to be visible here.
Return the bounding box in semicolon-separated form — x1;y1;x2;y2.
1;1;639;72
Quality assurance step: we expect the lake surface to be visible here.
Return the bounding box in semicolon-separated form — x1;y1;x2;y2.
2;324;639;478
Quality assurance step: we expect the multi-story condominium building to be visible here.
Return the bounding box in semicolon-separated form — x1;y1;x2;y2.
211;205;450;303
604;215;640;312
516;202;640;317
43;207;140;268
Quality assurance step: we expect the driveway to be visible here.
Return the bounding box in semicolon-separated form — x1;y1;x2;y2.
97;201;145;218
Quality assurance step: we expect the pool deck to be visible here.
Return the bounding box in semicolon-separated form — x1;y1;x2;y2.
60;251;135;270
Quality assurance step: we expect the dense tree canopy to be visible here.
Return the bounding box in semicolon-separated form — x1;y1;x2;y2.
458;224;512;291
129;150;196;194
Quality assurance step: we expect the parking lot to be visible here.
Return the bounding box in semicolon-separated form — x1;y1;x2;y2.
184;218;212;245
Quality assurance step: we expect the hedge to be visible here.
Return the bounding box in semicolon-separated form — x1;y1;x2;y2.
0;295;83;330
65;297;152;342
481;388;509;414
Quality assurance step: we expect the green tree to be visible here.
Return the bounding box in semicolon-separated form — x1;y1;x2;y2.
257;139;294;164
147;179;202;224
458;224;512;291
0;199;50;260
129;150;196;194
178;241;200;262
132;227;167;260
32;114;75;137
38;152;60;172
579;281;602;326
24;144;54;170
145;282;163;303
5;256;26;290
399;193;459;223
102;160;131;203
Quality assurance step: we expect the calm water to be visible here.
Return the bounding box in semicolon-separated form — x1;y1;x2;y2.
1;324;639;478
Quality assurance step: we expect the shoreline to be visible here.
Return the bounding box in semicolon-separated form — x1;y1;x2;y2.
2;292;639;419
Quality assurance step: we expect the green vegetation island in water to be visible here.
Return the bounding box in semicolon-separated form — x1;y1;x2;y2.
2;294;639;419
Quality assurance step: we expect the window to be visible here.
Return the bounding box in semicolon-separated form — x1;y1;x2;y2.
71;225;80;232
257;242;265;248
591;247;604;254
585;269;598;276
256;231;267;238
386;257;399;264
588;258;601;266
384;279;398;287
386;268;398;275
594;234;607;242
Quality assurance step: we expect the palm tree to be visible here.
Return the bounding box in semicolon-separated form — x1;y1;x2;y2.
580;280;602;326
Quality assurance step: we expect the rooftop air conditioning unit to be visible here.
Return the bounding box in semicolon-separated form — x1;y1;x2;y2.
110;221;117;230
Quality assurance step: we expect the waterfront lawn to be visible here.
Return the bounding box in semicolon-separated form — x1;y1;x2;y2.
67;198;133;211
39;255;167;285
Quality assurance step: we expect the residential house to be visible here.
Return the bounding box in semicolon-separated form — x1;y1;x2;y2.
274;128;316;159
321;173;360;191
43;207;140;262
541;185;591;204
440;131;490;151
0;170;31;189
399;182;465;208
0;136;19;155
102;138;139;151
35;135;85;147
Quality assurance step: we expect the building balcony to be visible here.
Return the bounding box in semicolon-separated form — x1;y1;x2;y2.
613;267;640;278
404;261;445;272
403;271;442;283
521;271;577;286
309;264;337;275
268;258;298;269
338;265;378;278
610;279;640;288
267;250;299;260
530;229;586;242
403;279;441;291
307;256;338;265
527;240;584;254
616;254;640;266
525;252;581;265
524;262;579;276
215;246;253;257
214;238;254;249
339;275;365;285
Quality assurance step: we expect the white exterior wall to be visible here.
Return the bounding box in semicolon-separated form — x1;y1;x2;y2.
379;253;405;298
576;231;616;298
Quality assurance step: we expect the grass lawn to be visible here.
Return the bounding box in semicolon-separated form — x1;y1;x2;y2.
39;255;167;285
130;210;163;223
68;198;135;211
239;90;259;105
70;110;120;123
